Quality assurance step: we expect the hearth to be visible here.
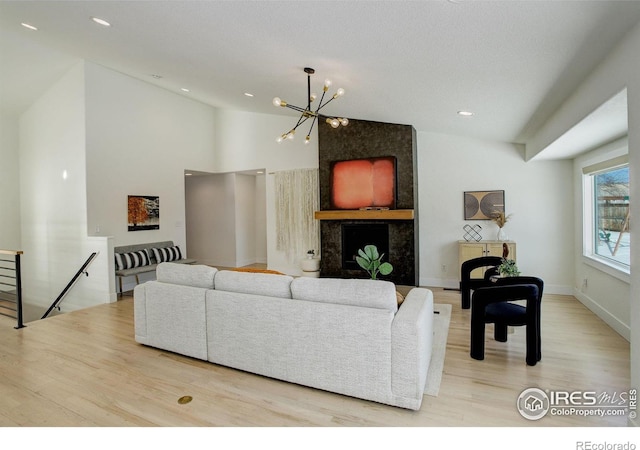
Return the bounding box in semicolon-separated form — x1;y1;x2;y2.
341;224;389;270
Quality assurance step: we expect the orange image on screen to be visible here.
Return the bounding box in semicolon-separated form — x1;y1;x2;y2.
331;157;396;209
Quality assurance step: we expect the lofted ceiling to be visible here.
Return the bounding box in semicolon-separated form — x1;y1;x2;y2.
1;0;639;153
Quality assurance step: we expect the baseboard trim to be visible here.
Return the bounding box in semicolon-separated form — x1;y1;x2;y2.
420;277;459;289
573;288;630;341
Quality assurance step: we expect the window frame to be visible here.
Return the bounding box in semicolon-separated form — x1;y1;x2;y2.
581;150;630;283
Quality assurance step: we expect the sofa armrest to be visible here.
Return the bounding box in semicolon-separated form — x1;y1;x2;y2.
133;283;147;343
390;288;434;408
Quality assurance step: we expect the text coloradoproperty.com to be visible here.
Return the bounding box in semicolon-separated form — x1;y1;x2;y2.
551;407;628;417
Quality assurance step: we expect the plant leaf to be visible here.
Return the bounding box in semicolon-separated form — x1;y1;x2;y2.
379;262;393;275
357;248;368;260
355;256;369;270
364;244;379;260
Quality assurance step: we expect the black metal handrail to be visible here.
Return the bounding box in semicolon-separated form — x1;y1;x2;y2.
42;252;99;319
0;250;25;329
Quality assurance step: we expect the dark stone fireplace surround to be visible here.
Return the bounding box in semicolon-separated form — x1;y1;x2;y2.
317;116;419;286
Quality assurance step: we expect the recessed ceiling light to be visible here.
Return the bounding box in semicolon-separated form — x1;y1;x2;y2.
181;88;190;92
151;74;163;79
244;92;254;97
91;17;111;27
457;110;474;117
21;22;38;31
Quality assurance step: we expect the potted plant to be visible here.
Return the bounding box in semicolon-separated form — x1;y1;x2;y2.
497;258;520;277
306;249;315;259
355;244;393;280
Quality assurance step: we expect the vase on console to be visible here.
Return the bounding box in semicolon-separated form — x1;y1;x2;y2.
491;211;512;242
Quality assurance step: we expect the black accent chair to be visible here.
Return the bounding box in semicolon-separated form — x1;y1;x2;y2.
460;256;502;309
470;276;544;366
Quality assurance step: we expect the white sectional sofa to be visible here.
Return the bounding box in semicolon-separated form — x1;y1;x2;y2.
134;262;434;410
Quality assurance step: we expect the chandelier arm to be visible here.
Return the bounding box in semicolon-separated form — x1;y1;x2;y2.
315;90;328;113
306;115;318;137
317;95;337;111
291;114;311;131
285;104;307;114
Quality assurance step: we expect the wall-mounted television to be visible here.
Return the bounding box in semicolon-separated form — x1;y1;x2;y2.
330;156;397;210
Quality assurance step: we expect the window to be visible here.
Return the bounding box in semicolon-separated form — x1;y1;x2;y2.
583;155;630;272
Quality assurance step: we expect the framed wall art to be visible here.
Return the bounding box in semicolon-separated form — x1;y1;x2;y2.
464;190;504;220
330;156;397;210
128;195;159;231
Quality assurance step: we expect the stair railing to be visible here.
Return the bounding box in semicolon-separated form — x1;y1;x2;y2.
42;252;99;319
0;249;25;329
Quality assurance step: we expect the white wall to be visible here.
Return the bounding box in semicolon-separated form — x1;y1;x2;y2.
212;108;576;285
185;173;237;267
235;174;257;267
417;131;574;294
526;20;640;424
85;62;217;247
19;62;113;312
0;114;21;249
214;108;319;274
185;172;266;268
83;62;217;292
255;173;267;264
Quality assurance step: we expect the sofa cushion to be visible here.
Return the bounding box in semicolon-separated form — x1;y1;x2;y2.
152;245;183;263
115;249;150;271
290;277;398;312
214;270;293;299
156;262;217;289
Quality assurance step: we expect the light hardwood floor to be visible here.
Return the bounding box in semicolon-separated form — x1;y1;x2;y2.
0;287;630;427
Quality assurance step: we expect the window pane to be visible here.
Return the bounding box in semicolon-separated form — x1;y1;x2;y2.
594;166;630;266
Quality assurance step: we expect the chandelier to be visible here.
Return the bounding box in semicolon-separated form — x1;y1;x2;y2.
273;67;348;144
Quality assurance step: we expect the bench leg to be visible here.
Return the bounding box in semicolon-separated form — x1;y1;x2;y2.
118;276;123;297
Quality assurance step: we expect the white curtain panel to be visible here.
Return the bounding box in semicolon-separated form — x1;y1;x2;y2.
274;168;320;264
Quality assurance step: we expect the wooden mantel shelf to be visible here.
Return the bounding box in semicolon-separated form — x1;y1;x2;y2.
314;209;415;220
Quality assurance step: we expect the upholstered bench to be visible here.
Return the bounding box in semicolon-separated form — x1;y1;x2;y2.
114;240;196;295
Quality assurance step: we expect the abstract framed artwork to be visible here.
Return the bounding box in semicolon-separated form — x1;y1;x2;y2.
128;195;160;231
464;190;504;220
330;156;397;210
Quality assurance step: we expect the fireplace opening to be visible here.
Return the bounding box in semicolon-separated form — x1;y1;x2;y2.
341;224;390;270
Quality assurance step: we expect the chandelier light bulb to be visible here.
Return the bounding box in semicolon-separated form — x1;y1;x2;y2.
276;135;284;143
323;79;332;91
310;93;317;102
336;88;345;97
305;136;311;144
331;118;340;128
287;130;295;140
273;97;282;107
340;118;349;126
